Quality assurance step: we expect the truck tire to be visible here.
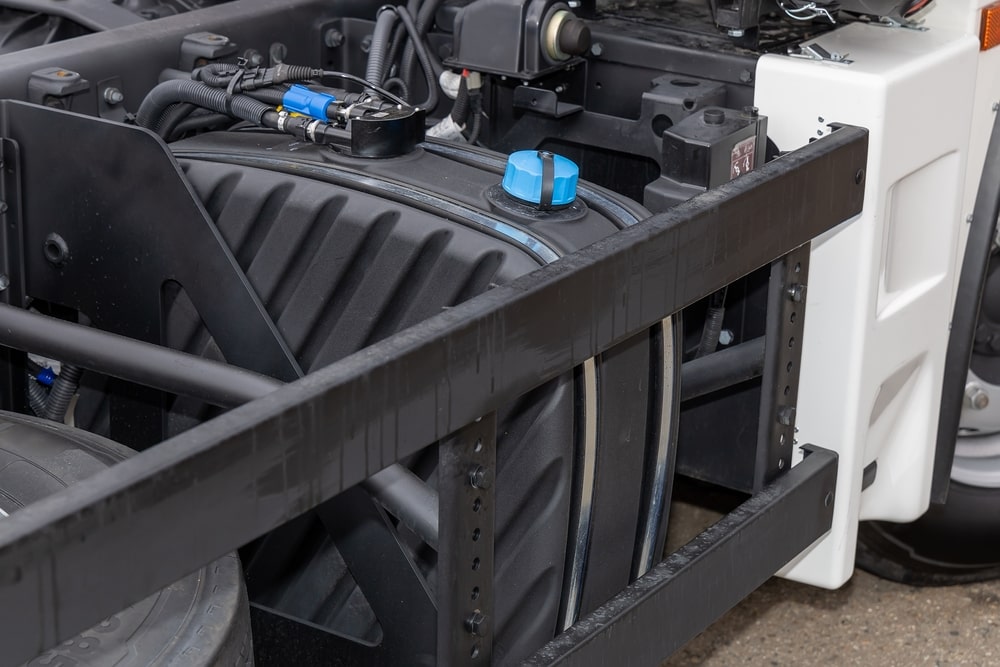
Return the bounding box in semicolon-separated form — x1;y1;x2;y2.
856;482;1000;585
0;411;253;666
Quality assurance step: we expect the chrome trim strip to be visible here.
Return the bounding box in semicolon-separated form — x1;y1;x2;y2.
559;357;599;631
635;317;675;576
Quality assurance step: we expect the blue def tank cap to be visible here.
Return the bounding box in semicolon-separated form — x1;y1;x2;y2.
502;150;579;209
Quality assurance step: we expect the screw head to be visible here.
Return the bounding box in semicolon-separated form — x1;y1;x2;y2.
589;42;604;57
0;274;9;291
787;283;805;303
360;35;373;53
855;169;865;185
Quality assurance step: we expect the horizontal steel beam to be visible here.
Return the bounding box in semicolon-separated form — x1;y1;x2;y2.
524;446;839;666
680;337;766;402
0;304;440;547
0;125;867;665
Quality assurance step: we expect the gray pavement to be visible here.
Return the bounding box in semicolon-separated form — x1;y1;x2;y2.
660;500;1000;666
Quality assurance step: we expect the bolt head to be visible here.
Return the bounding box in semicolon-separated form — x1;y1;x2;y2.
0;274;9;291
103;88;124;105
966;383;990;410
469;465;492;489
787;284;805;303
324;28;344;48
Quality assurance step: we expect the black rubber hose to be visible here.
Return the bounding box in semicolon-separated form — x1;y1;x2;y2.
45;364;82;422
136;80;273;132
168;113;235;141
155;102;198;139
394;5;438;111
26;377;48;417
383;76;409;99
400;0;445;92
696;287;728;358
244;86;288;106
366;7;399;85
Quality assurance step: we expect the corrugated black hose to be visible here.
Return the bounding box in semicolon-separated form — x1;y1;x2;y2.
45;364;82;422
366;7;399;85
136;80;273;132
26;376;48;416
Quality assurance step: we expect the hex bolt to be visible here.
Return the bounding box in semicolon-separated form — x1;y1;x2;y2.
0;274;9;292
324;28;345;48
360;35;372;53
469;465;492;489
589;42;604;57
787;283;805;303
966;383;990;410
465;611;488;637
103;88;124;106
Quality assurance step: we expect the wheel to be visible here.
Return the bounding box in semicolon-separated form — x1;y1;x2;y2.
0;411;253;666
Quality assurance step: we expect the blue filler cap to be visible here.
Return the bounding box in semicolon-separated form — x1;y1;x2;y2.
282;84;337;121
36;367;55;387
502;150;579;209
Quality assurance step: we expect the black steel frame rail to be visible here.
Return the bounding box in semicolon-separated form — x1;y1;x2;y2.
0;125;867;665
524;446;837;665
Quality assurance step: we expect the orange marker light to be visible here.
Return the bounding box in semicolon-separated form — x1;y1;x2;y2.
981;1;1000;51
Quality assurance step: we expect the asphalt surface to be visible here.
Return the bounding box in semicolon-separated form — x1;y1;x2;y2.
660;501;1000;666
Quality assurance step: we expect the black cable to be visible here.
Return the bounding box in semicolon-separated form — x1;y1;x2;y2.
320;70;408;106
399;0;445;94
391;6;438;111
450;76;469;125
696;287;728;358
383;76;410;99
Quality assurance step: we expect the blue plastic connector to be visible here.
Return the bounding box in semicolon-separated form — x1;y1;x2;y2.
281;84;337;120
36;367;55;387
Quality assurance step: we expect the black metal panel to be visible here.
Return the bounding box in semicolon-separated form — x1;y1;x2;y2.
0;123;866;666
523;446;838;666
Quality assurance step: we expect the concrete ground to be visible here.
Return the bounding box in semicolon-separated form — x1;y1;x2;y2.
659;498;1000;666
